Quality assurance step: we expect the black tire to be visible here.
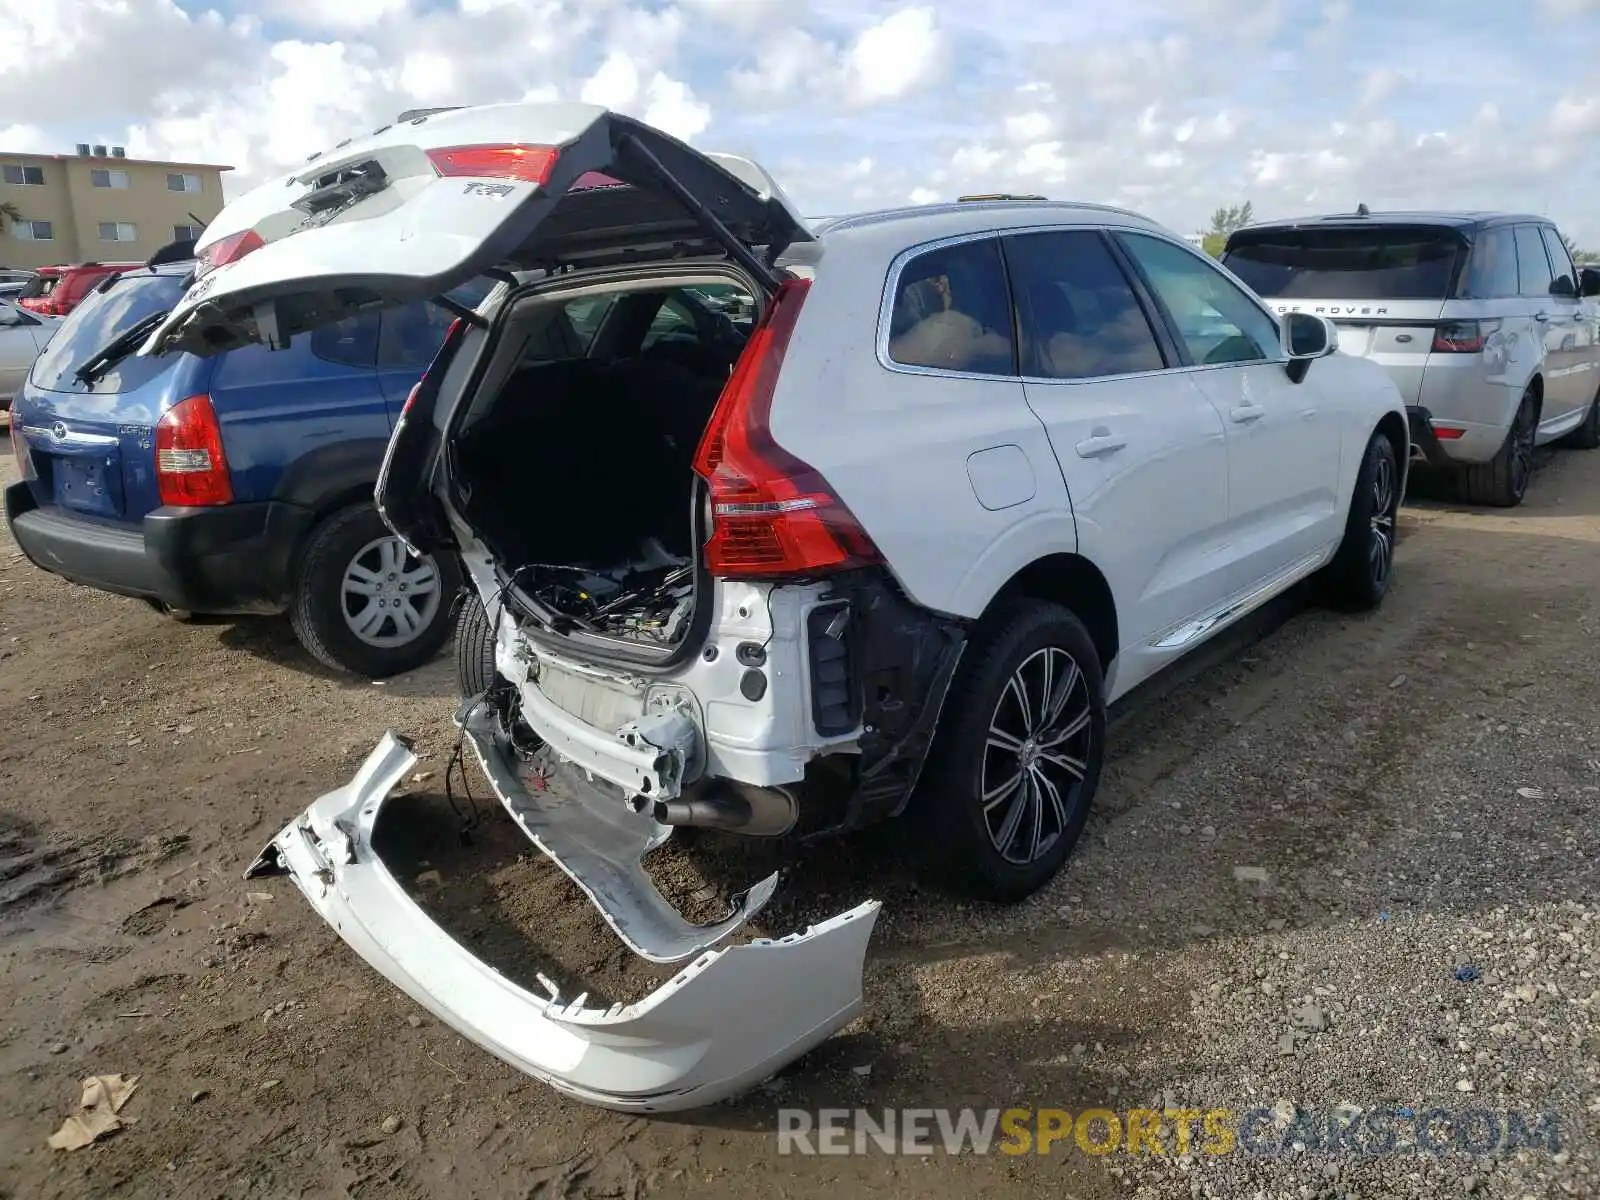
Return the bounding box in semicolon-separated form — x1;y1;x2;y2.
454;588;499;700
1460;390;1537;507
288;503;462;678
919;600;1105;902
1316;429;1400;613
1562;388;1600;450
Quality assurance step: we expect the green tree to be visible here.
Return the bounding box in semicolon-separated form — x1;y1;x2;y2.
1199;201;1254;257
1562;233;1599;265
0;201;20;234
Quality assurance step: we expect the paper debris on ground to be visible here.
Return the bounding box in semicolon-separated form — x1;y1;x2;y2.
48;1074;141;1151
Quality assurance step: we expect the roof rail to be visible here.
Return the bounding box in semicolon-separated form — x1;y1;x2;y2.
957;193;1048;202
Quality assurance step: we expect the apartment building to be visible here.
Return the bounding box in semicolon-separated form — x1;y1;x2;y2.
0;143;231;270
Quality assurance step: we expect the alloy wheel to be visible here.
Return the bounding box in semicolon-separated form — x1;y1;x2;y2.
980;646;1095;866
340;535;443;648
1368;448;1397;587
1510;403;1535;500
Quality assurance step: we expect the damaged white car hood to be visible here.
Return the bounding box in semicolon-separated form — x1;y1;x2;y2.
250;731;879;1112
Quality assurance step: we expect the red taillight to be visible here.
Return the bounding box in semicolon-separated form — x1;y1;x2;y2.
692;280;882;579
426;144;560;184
155;394;233;507
195;230;264;281
1433;319;1496;354
401;318;463;419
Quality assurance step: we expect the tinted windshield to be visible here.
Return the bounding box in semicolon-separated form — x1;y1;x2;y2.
18;275;53;299
1223;226;1467;300
29;269;190;394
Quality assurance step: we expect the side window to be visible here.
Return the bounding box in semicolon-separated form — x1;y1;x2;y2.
1513;225;1555;298
886;238;1016;376
377;303;454;370
311;312;380;369
1118;232;1281;366
1003;230;1166;380
640;294;699;349
563;295;619;352
1540;227;1578;297
1461;227;1519;299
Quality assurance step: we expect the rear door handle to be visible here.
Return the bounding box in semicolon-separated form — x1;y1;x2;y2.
1074;432;1126;458
1229;403;1264;424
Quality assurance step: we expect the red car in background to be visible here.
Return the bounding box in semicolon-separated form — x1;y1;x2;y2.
16;261;141;316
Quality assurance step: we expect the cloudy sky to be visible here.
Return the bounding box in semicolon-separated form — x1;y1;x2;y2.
4;0;1600;244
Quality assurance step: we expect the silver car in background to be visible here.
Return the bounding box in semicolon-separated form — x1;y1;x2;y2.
1224;209;1600;506
0;300;60;412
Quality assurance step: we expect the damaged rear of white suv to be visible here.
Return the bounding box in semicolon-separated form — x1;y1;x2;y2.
136;101;1407;1112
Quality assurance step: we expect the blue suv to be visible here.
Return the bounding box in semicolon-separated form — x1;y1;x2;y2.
5;252;484;677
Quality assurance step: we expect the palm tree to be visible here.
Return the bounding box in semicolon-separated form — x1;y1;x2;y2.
0;201;20;234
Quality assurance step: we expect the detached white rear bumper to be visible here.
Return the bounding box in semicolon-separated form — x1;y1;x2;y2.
251;732;880;1113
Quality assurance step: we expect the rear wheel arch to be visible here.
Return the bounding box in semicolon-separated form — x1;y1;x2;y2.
981;553;1119;674
1374;410;1408;494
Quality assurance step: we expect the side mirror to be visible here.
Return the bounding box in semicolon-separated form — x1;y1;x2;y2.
1581;266;1600;299
0;306;20;327
1550;275;1578;299
1282;311;1337;383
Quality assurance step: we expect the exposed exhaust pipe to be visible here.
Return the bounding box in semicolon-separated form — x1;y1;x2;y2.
653;780;797;838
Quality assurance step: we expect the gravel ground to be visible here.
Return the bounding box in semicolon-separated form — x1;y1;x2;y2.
1;419;1596;1199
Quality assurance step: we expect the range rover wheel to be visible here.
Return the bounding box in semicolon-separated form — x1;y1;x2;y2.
289;502;461;678
922;599;1105;902
1460;390;1537;507
1317;428;1400;613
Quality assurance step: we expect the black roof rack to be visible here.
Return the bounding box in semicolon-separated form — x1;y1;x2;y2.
957;193;1048;202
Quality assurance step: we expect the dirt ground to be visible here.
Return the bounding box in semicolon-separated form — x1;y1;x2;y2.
2;422;1597;1200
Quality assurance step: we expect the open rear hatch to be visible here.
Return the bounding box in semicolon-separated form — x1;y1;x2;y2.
186;103;874;1110
138;101;811;359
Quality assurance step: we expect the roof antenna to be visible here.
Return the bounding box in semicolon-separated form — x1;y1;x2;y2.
1355;202;1370;217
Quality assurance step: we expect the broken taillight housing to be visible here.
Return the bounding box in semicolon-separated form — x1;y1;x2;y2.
194;230;265;282
426;144;560;185
156;394;233;506
692;279;883;579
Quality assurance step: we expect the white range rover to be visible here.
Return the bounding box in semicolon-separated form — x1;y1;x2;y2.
137;102;1409;1112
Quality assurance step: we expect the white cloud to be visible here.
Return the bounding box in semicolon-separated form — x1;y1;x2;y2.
1;0;1598;249
1551;93;1600;138
0;124;53;154
845;7;945;104
266;0;410;30
730;6;946;109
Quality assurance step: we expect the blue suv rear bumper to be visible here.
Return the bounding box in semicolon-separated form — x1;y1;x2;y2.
5;481;314;614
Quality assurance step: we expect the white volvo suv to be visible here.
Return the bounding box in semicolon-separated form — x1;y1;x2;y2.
133;103;1409;1112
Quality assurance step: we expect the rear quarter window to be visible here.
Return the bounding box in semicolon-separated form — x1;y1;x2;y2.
886;239;1016;376
28;270;190;395
1223;227;1467;301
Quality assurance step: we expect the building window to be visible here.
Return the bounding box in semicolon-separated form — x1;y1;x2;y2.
2;164;46;186
167;173;202;194
90;168;131;189
173;223;205;242
98;221;138;242
13;220;54;241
